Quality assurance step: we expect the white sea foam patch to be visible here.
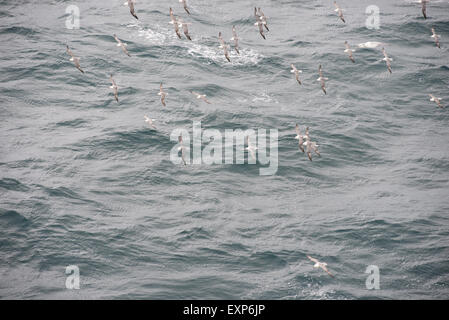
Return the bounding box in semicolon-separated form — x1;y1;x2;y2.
236;91;279;105
126;22;169;46
187;44;264;66
250;91;279;104
126;23;263;66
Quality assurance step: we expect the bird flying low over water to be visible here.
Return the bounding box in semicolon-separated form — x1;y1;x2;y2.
158;83;167;107
421;0;428;19
178;18;192;41
113;34;130;57
257;7;269;31
431;28;441;49
179;0;190;15
124;0;138;20
317;65;328;95
344;41;356;63
169;8;182;39
429;94;443;108
334;1;345;23
254;8;267;39
66;45;84;74
382;47;393;74
231;25;240;54
295;124;305;153
218;32;231;62
178;135;187;165
255;19;266;40
191;91;211;104
307;255;334;277
109;75;119;103
245;136;258;161
144;115;156;129
290;64;303;85
303;139;320;161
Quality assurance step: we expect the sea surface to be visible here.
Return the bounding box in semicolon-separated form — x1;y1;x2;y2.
1;0;449;299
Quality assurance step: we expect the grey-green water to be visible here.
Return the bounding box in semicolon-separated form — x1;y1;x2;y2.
1;0;449;299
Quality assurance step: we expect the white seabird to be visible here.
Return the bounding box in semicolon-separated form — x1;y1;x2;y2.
317;65;328;95
124;0;138;20
290;64;303;85
429;94;443;108
158;83;167;107
303;139;320;161
254;8;267;40
109;75;119;103
431;28;441;49
334;1;345;23
257;7;269;31
245;136;258;161
113;34;130;57
382;47;393;74
191;91;211;104
344;41;355;63
218;32;231;62
178;135;187;165
169;8;182;39
420;0;428;19
144;115;156;129
179;0;190;15
178;18;192;41
295;124;305;153
66;45;84;74
307;255;334;277
231;25;240;54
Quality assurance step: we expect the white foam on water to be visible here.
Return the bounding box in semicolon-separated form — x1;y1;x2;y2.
250;91;279;104
188;44;264;66
126;23;263;66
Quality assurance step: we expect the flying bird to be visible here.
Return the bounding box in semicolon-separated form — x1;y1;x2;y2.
178;18;192;41
158;83;167;107
144;115;156;129
169;8;182;39
431;28;441;49
303;138;320;161
178;135;187;165
66;45;84;74
113;34;130;57
255;20;266;40
231;25;240;54
295;124;305;153
421;0;428;19
124;0;138;20
382;47;393;74
307;255;334;277
254;8;266;39
245;136;258;161
429;94;443;108
191;91;211;104
179;0;190;15
290;64;302;85
109;75;119;103
317;65;328;95
344;41;355;63
257;7;269;31
218;32;231;62
334;1;345;23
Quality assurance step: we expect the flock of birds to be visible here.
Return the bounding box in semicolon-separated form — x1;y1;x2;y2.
64;0;445;276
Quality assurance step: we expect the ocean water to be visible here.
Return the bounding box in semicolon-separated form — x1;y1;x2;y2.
1;0;449;300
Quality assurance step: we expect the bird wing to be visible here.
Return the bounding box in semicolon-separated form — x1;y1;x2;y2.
322;265;334;277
